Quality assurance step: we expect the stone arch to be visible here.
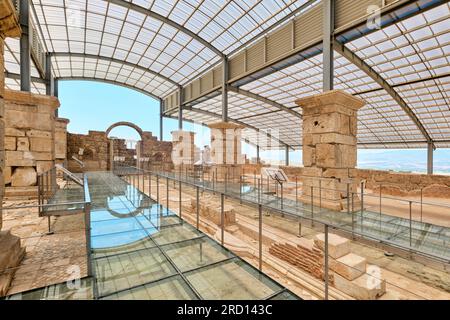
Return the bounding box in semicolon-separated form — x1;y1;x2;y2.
106;121;144;140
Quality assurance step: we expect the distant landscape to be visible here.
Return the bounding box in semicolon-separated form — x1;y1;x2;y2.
259;149;450;175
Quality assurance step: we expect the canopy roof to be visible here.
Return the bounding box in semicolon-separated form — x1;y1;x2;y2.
4;0;450;150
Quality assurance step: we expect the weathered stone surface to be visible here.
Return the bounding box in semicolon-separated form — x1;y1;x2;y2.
3;166;11;185
314;233;350;259
5;151;35;166
11;167;37;187
16;137;29;151
5;136;15;150
30;137;53;152
0;231;25;297
26;129;52;138
331;253;366;281
5;109;53;131
5;127;25;136
23;151;53;161
334;272;386;300
36;161;53;174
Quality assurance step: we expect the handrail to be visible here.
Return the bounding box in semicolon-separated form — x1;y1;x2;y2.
113;164;450;265
71;156;85;168
55;164;83;186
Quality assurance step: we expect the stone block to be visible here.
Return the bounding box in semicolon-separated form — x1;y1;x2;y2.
5;110;53;131
17;137;30;151
5;127;25;137
26;129;52;138
302;145;315;167
23;151;53;161
314;233;350;259
304;113;351;135
30;137;53;152
36;161;54;174
11;167;37;187
334;272;386;300
331;253;366;281
4;166;11;185
5;151;35;167
312;133;356;146
316;144;356;169
5;136;16;151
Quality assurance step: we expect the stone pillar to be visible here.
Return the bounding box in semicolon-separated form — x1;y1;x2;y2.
208;121;244;181
54;117;69;167
0;0;25;296
295;90;365;211
171;130;195;172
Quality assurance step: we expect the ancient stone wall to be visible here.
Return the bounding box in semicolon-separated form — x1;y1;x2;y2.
3;90;59;189
68;130;173;172
67;131;109;172
242;164;450;198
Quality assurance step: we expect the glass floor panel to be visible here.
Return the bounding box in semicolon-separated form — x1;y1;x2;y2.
184;258;284;300
94;247;177;298
4;171;299;300
162;237;234;272
101;275;198;300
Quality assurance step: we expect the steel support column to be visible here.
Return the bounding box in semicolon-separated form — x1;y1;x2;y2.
285;145;289;166
159;98;164;141
54;78;59;117
45;53;53;96
178;86;183;130
222;57;229;122
256;145;260;164
19;0;31;92
427;142;434;175
323;0;335;92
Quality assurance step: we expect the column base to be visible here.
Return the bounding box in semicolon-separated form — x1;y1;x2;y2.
0;230;25;297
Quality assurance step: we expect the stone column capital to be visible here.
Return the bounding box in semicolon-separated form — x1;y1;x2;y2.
295;90;365;114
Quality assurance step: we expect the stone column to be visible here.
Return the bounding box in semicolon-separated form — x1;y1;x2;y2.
295;90;365;211
0;0;25;296
171;130;195;173
208;121;244;181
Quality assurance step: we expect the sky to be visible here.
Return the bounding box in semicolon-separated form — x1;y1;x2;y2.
58;80;450;175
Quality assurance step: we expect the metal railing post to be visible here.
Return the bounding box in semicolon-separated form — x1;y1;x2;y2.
239;175;242;204
221;193;225;246
196;186;200;230
85;202;92;277
149;172;152;197
258;203;263;271
179;180;182;220
281;183;284;210
156;175;160;212
166;177;169;215
257;178;261;204
409;201;413;248
360;181;364;231
311;186;314;227
319;179;322;210
295;176;298;206
420;188;423;223
324;224;329;300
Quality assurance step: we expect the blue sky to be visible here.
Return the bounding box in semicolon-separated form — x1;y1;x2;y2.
59;80;450;174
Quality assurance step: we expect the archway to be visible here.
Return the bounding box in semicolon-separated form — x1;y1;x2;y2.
106;122;145;171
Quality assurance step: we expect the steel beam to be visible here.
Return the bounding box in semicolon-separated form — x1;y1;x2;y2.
229;86;302;120
105;0;223;57
58;77;161;101
54;78;59;98
185;106;293;151
19;0;31;92
323;0;335;92
334;41;434;148
222;57;229;122
427;142;434;175
51;52;179;87
256;145;260;164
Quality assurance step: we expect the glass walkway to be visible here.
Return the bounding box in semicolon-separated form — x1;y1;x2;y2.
5;172;299;300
